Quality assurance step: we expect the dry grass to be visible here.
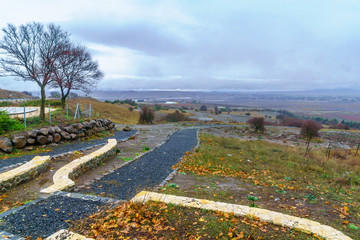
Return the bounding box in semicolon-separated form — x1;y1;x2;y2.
67;98;139;124
158;109;194;116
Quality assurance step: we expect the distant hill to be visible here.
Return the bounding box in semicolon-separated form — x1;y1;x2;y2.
0;88;32;99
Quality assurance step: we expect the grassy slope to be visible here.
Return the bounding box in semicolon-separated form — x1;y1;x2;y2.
0;88;31;99
67;98;139;124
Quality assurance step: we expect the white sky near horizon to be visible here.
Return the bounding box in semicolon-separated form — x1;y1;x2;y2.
0;0;360;93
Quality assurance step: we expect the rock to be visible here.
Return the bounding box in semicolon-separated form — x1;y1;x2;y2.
54;126;62;133
53;133;61;143
110;123;115;129
47;135;54;143
78;132;85;137
104;119;112;126
11;136;27;149
48;127;54;135
93;127;99;133
49;143;58;147
24;146;34;151
63;126;76;134
70;133;77;139
36;135;47;145
39;128;49;136
90;120;98;128
0;137;13;153
82;121;91;129
27;138;35;145
28;130;38;138
60;131;71;140
123;126;131;131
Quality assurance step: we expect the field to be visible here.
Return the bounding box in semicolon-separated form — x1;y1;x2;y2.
160;128;360;239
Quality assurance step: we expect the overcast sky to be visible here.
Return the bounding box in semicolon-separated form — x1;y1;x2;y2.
0;0;360;92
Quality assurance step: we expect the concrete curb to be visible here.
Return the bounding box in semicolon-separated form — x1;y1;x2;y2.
132;191;352;240
41;139;117;194
46;229;93;240
0;156;50;192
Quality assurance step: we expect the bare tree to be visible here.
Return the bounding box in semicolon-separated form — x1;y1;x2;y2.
50;43;103;108
0;22;70;119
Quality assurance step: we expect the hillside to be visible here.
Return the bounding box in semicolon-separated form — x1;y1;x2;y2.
0;88;32;99
67;98;139;124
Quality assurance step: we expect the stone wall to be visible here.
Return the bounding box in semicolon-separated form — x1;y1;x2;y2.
0;156;50;192
0;119;115;153
41;139;117;194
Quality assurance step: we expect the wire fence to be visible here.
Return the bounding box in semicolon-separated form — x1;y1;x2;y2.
0;103;94;130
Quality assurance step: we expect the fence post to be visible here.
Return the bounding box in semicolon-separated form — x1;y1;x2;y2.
84;104;87;118
74;103;79;120
49;104;51;125
66;104;68;121
89;104;92;117
23;106;26;129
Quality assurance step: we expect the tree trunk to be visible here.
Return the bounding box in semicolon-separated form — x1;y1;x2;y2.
40;85;46;120
60;87;66;109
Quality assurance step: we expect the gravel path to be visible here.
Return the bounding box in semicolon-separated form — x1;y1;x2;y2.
80;128;198;200
0;195;109;239
0;130;137;172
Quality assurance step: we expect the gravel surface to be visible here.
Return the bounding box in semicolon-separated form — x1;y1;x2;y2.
80;128;198;200
0;130;137;171
0;195;109;239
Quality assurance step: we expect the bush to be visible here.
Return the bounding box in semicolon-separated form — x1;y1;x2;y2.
332;123;350;130
199;105;207;111
280;117;304;127
139;107;154;123
0;111;23;134
163;110;189;122
247;117;265;133
300;120;322;140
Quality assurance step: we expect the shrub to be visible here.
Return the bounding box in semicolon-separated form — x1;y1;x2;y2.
332;123;350;130
163;110;189;122
199;105;207;111
247;117;265;133
139;107;154;123
280;117;304;127
301;120;322;156
0;111;23;134
300;120;322;139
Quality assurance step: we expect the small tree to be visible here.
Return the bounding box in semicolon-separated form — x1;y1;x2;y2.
50;43;103;108
301;120;322;156
164;110;189;122
139;106;154;124
214;105;221;115
199;105;207;111
247;117;265;133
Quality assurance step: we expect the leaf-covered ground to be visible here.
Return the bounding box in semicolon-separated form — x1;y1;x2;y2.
71;201;323;239
161;132;360;239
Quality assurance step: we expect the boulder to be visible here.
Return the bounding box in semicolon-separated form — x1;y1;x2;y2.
47;135;54;143
82;121;91;129
53;133;61;143
0;137;13;153
28;130;38;138
27;138;35;145
12;136;27;149
39;128;49;136
110;123;115;129
54;126;62;133
123;126;131;131
104;119;112;126
48;127;54;135
90;120;98;128
36;135;47;145
70;133;77;140
24;146;34;151
60;131;71;140
63;126;76;134
78;132;85;137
